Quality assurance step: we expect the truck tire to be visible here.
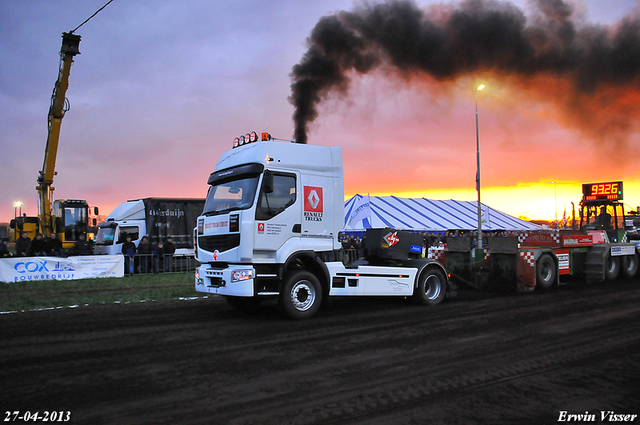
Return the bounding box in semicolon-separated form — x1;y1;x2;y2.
605;252;621;280
536;254;555;290
622;252;640;279
413;268;446;305
279;271;322;320
225;296;262;312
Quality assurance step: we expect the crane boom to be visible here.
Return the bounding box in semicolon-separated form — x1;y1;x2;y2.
37;32;81;237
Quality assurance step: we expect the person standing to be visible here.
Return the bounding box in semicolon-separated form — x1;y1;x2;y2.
137;236;152;274
164;237;176;272
46;233;64;256
121;234;136;276
15;231;31;257
153;241;165;273
31;233;47;256
0;238;12;258
72;234;92;255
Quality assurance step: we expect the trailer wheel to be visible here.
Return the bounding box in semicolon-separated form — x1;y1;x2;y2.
413;269;446;305
225;296;262;312
536;254;555;290
279;271;322;320
622;252;640;279
605;253;621;280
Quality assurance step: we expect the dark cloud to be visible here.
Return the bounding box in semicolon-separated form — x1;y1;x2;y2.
290;0;640;143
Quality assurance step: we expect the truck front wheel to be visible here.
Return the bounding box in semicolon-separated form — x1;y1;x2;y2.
279;271;322;320
413;269;446;305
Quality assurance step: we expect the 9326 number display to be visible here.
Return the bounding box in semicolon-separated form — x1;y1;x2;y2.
582;181;623;202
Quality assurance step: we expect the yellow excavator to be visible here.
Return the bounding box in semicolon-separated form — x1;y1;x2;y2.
9;32;94;251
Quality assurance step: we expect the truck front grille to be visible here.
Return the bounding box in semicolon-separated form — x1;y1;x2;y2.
198;234;241;253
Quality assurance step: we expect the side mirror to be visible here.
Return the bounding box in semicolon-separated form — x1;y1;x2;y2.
263;171;274;194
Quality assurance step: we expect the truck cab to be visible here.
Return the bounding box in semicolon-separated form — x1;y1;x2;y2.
195;133;451;319
94;199;146;255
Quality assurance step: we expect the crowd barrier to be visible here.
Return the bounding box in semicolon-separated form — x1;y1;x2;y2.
123;253;197;276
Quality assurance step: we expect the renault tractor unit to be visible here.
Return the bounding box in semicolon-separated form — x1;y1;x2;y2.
194;132;453;319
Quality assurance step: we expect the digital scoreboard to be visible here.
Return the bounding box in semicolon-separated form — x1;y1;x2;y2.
582;181;623;202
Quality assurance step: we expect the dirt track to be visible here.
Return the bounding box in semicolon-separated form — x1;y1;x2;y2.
2;278;639;425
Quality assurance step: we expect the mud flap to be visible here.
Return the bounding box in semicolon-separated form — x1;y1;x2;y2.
516;251;536;291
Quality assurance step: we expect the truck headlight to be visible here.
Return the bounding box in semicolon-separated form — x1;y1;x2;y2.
231;269;254;282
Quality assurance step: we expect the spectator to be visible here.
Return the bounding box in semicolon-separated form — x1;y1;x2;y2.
341;234;350;251
15;231;31;257
137;236;152;274
46;233;64;257
153;241;165;273
164;237;176;272
121;235;136;276
72;234;92;255
0;237;11;258
31;233;47;256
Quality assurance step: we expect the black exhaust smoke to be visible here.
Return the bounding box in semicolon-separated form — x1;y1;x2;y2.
290;0;640;145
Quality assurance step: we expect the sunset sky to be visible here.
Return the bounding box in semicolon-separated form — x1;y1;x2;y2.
2;0;640;226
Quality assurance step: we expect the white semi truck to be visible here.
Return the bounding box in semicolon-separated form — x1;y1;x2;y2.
94;198;204;256
195;132;454;319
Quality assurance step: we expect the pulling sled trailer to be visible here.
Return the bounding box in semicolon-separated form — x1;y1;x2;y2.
436;181;639;291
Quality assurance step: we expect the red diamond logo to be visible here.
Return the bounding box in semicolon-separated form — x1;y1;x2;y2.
384;231;400;247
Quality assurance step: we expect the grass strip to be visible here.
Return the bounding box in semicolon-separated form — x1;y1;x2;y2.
0;273;203;312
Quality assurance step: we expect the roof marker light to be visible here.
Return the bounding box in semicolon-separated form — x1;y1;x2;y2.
250;131;258;142
233;137;239;148
262;132;272;141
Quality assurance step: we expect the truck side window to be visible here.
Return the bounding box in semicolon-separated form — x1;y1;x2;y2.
118;226;140;243
256;174;296;220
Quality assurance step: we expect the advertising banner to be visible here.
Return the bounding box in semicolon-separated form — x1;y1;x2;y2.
0;255;124;283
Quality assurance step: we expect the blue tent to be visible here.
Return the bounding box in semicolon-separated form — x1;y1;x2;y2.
344;194;543;232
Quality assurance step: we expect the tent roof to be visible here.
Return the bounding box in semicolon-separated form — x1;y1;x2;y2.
344;195;544;232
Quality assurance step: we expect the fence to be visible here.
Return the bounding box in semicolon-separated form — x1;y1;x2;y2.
123;253;197;276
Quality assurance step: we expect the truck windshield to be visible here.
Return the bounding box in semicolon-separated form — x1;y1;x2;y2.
204;175;259;216
95;226;116;245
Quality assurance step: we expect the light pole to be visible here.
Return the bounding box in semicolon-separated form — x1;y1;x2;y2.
552;181;557;229
14;201;23;218
475;84;485;249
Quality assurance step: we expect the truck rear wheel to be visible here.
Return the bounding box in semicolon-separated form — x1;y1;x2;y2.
604;253;620;280
413;269;446;305
622;252;640;279
536;254;555;290
279;271;322;320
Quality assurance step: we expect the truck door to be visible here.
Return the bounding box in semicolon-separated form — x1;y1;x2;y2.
253;172;299;253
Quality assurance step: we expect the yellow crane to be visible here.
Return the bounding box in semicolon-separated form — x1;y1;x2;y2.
10;32;93;250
